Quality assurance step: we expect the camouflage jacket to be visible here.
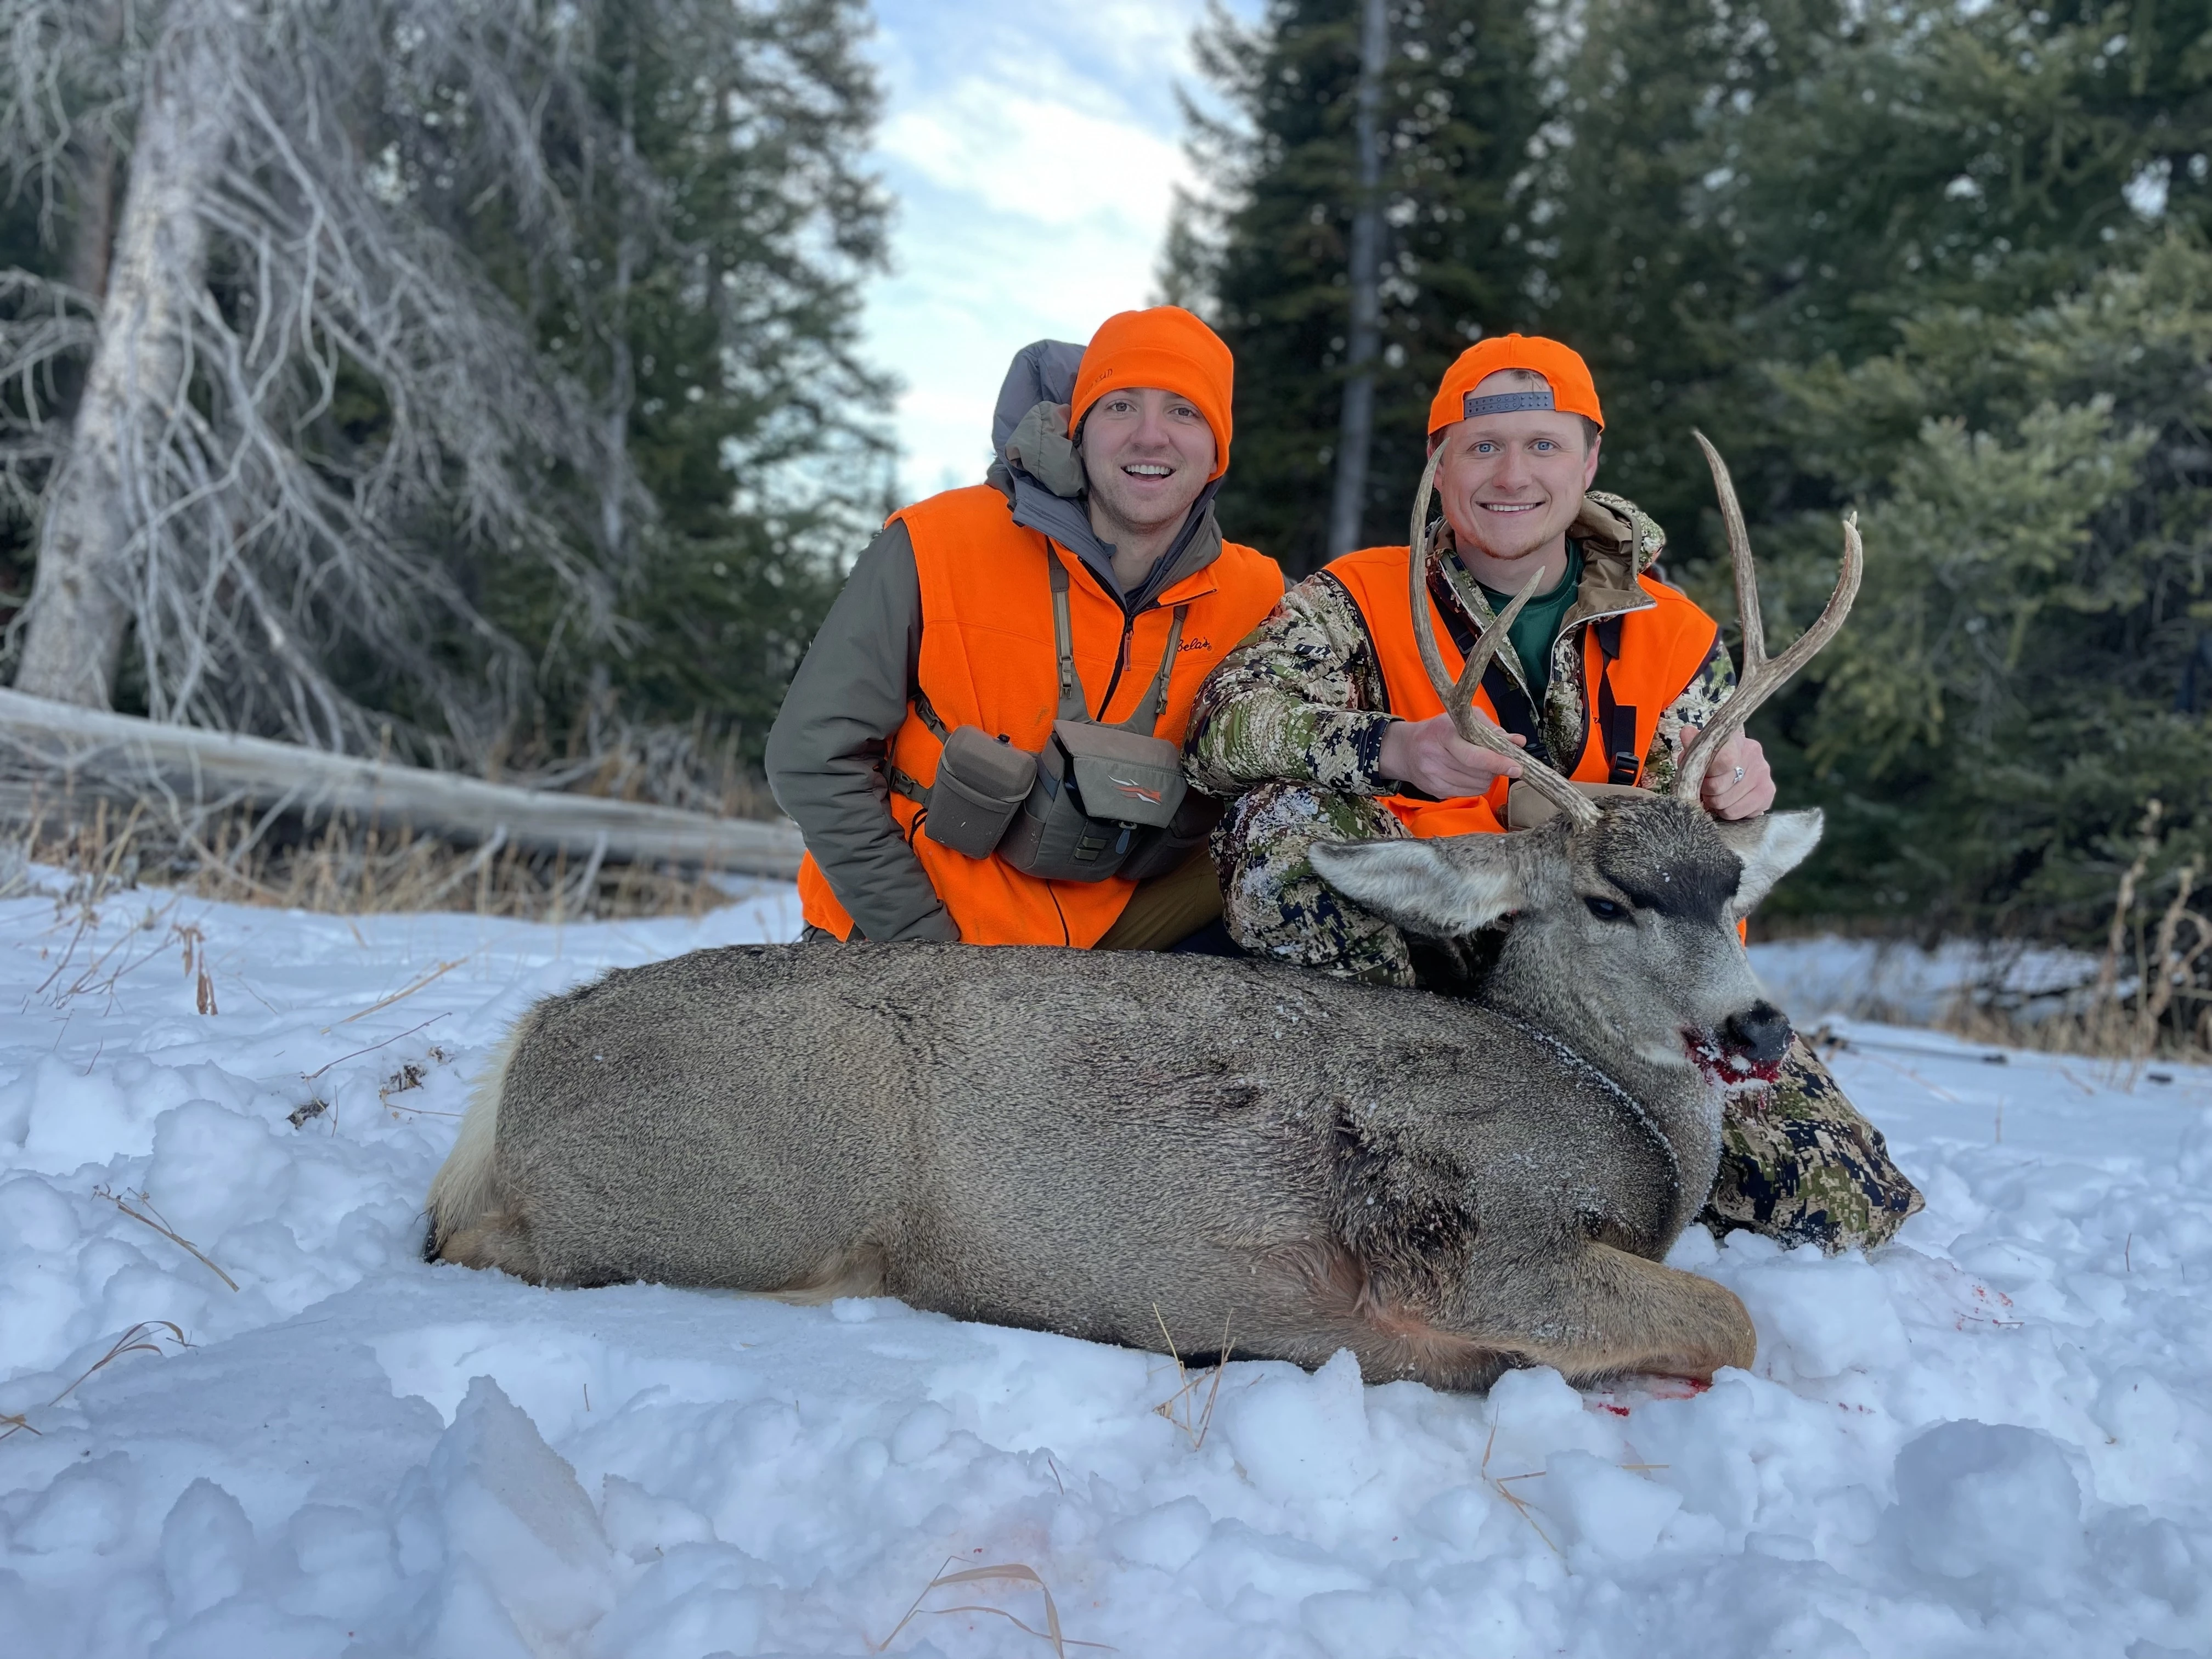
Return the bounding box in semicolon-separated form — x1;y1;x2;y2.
1185;492;1735;800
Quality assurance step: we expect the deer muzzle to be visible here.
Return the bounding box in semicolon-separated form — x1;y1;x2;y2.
1722;1001;1792;1067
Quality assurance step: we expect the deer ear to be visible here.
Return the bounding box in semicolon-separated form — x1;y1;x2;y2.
1713;809;1824;915
1309;835;1526;938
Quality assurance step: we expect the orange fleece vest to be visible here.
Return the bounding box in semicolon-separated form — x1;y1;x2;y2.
1327;543;1720;838
798;484;1284;946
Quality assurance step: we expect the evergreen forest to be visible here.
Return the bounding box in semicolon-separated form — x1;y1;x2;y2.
1171;0;2212;939
0;0;2207;948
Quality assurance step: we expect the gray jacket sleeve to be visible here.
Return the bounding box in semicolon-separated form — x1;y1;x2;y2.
764;522;959;941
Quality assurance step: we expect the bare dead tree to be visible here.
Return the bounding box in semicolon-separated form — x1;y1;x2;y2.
0;0;675;760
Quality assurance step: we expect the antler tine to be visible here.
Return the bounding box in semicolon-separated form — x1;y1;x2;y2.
1407;445;1458;703
1671;434;1865;805
1448;567;1543;712
1699;430;1765;678
1406;444;1601;829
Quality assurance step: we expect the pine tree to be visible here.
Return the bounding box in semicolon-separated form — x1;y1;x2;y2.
1175;0;2212;936
433;0;893;767
1530;0;2212;569
1171;0;1545;575
1754;238;2212;933
1516;0;1839;563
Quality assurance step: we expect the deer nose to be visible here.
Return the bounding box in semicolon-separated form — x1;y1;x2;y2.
1723;1001;1792;1065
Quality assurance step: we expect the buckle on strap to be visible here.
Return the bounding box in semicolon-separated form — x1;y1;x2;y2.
909;685;950;740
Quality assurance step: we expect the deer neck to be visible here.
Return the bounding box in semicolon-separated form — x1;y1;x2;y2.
1476;951;1726;1239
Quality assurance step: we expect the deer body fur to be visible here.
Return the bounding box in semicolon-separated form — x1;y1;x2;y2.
429;796;1824;1390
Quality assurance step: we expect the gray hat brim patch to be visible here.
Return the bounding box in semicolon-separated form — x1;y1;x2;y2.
1463;387;1556;417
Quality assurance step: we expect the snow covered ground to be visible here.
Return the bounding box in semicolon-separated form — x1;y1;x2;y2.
1;878;2208;1659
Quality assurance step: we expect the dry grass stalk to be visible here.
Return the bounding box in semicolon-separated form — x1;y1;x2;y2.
304;1014;449;1084
93;1186;240;1292
339;958;467;1026
1;1321;191;1444
1934;799;2211;1069
874;1557;1112;1657
1480;1420;1560;1558
376;1056;461;1120
287;1096;329;1128
2096;799;2162;1009
176;922;217;1015
1936;992;2209;1069
7;783;738;923
1149;1304;1234;1452
35;896;184;1014
2142;861;2208;1043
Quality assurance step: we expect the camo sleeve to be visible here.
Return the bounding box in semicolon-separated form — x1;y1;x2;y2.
1641;636;1737;794
1184;571;1401;798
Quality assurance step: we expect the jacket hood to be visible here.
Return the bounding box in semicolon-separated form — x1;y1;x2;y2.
991;340;1087;457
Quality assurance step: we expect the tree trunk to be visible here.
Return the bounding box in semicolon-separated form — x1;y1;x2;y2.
65;133;118;304
1326;0;1390;564
599;55;639;565
16;0;235;709
65;0;127;303
0;687;806;876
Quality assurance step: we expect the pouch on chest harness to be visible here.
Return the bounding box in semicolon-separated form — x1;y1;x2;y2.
911;551;1213;882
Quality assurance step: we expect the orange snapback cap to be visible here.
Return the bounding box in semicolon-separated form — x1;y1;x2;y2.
1427;334;1604;435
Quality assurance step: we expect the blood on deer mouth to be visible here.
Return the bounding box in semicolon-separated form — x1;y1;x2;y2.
1683;1028;1784;1091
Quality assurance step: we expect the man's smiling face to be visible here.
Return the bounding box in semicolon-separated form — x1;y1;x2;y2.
1079;386;1216;540
1435;371;1601;569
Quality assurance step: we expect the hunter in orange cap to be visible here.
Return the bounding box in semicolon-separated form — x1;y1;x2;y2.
1427;334;1605;436
766;310;1282;953
1184;332;1922;1254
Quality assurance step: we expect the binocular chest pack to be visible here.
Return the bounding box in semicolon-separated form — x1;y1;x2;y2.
905;551;1214;884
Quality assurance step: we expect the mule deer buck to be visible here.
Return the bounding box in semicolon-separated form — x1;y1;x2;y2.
427;437;1860;1391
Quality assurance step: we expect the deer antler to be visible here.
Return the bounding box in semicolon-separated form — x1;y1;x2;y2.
1406;445;1602;830
1670;432;1864;807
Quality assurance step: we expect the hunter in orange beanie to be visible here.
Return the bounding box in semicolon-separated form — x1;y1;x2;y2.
1069;306;1235;479
765;307;1282;956
1427;334;1604;437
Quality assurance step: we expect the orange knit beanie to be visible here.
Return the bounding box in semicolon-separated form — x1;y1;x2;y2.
1068;306;1235;479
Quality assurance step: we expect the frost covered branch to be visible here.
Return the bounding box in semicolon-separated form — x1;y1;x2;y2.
0;0;690;759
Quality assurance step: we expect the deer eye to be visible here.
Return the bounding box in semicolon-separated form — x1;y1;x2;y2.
1584;896;1630;922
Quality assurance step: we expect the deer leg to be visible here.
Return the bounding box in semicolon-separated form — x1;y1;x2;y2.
1263;1235;1754;1391
1465;1242;1757;1386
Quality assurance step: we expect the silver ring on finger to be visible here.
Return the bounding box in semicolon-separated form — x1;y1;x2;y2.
1733;765;1745;782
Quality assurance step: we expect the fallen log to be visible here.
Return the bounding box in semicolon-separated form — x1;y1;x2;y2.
0;689;804;878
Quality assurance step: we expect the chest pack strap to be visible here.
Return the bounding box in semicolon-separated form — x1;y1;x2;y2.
885;688;954;805
1048;550;1188;735
910;685;950;740
888;553;1189;810
1592;613;1640;785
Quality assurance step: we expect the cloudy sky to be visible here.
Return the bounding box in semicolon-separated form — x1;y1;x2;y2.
860;0;1252;498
